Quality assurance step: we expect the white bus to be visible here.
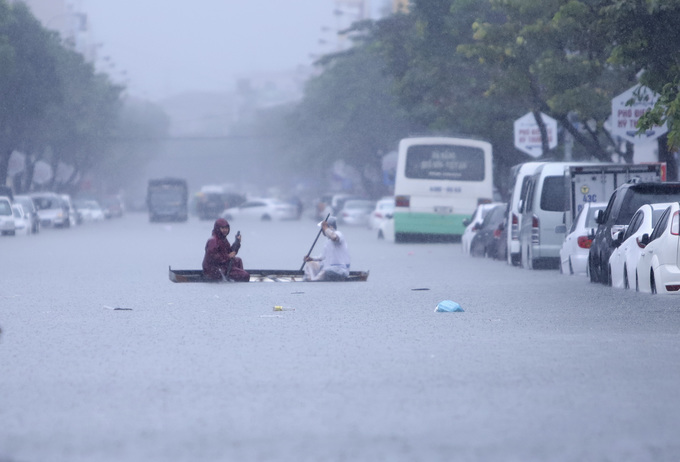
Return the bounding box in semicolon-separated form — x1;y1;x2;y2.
393;136;494;242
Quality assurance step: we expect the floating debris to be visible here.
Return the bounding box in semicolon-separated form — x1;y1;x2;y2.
103;305;133;311
412;288;430;291
435;300;464;313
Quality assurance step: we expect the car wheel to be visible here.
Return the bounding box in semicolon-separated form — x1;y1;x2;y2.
377;229;384;240
569;258;574;275
606;264;613;287
623;266;629;290
650;270;657;295
635;271;640;292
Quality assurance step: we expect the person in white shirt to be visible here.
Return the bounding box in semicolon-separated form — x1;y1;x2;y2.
303;216;350;281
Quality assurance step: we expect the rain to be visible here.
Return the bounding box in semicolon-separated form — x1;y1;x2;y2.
2;1;680;461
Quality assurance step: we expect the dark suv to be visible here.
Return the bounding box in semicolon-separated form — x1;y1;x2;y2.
589;181;680;284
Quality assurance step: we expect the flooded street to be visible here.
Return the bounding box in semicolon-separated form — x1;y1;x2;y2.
2;214;680;461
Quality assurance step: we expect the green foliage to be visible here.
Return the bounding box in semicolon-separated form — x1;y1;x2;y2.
0;0;169;193
605;0;680;151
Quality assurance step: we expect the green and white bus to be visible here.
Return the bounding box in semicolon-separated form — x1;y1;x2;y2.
393;136;494;242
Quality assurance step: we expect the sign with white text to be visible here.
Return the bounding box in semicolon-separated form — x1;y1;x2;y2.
610;85;667;143
513;112;558;158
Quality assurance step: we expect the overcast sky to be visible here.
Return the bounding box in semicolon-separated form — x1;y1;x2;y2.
81;0;384;101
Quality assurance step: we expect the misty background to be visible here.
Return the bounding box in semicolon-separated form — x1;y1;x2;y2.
2;0;678;209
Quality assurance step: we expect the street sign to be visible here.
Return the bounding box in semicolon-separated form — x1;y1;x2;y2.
513;112;558;158
610;85;668;143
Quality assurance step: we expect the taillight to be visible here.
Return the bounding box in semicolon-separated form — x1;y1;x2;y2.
577;235;592;249
395;195;410;207
671;211;679;236
493;228;502;238
665;285;680;292
531;215;539;245
511;213;519;240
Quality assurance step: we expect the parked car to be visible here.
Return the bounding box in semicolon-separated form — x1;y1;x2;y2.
13;195;39;233
505;162;546;265
469;203;507;259
30;192;70;228
519;162;592;269
339;199;375;226
74;199;106;222
558;202;607;276
0;196;15;236
11;204;30;235
101;195;124;218
221;198;298;221
636;202;680;294
462;202;504;255
589;181;680;284
369;197;394;231
608;203;671;289
61;194;80;226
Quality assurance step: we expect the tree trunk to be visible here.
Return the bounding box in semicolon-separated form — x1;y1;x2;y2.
0;148;11;187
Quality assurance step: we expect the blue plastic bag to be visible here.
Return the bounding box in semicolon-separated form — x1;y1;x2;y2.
435;300;464;312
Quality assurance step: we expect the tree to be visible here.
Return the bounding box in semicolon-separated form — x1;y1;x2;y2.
605;0;680;175
0;1;61;185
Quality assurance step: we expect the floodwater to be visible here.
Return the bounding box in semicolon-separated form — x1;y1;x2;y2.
2;214;680;461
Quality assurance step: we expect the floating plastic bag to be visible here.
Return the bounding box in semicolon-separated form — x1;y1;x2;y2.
435;300;464;312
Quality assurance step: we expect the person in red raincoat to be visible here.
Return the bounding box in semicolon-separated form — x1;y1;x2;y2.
202;218;250;281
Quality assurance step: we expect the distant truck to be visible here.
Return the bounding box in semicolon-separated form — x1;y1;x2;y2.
147;178;188;222
564;163;665;231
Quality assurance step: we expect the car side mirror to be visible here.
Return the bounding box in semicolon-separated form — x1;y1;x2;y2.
385;213;393;219
640;233;651;246
595;210;604;225
554;224;567;234
462;218;471;227
498;222;505;231
612;231;623;248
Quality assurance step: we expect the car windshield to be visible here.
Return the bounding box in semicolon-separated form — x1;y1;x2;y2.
0;201;11;216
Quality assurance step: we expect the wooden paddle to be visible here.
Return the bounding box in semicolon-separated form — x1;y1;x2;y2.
300;213;331;271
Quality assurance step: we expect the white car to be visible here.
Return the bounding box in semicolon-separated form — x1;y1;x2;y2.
74;199;106;222
462;202;503;255
636;202;680;294
31;192;70;228
221;198;298;222
369;197;394;231
339;199;375;227
608;203;672;289
0;196;15;236
558;202;606;276
11;204;30;235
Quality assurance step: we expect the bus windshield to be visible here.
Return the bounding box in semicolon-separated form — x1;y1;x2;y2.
405;144;485;181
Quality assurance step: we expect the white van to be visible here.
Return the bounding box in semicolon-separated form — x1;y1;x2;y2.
505;162;545;265
518;162;590;269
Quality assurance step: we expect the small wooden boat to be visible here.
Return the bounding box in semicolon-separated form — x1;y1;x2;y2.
169;266;369;283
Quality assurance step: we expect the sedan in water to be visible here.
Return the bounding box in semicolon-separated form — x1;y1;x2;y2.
339;199;375;227
469;203;507;259
636;202;680;294
558;202;606;276
608;202;671;289
221;198;298;222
